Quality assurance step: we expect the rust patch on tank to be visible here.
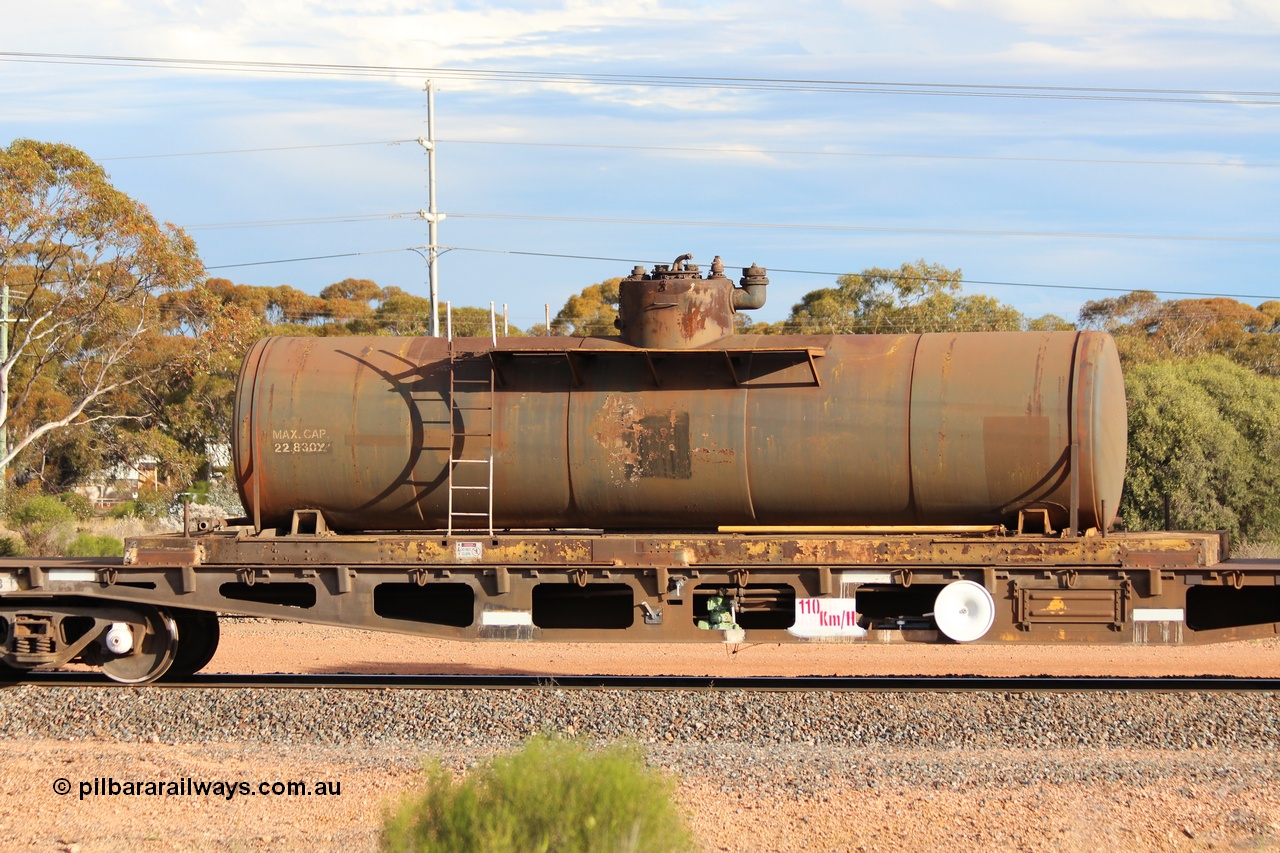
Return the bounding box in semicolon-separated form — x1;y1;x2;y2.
591;396;693;483
591;395;644;482
1028;335;1049;417
691;447;735;464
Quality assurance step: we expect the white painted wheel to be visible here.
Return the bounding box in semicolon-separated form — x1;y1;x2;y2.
100;608;178;684
933;581;996;642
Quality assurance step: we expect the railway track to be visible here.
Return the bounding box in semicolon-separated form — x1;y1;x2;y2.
6;673;1280;691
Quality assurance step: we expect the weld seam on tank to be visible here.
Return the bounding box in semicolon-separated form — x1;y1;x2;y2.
904;333;924;525
563;339;578;520
740;347;757;523
1068;331;1083;534
1076;331;1104;532
247;336;278;532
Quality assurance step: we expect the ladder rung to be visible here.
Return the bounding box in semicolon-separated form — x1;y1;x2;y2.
450;485;489;491
450;511;490;517
451;379;492;385
450;458;491;465
451;432;492;438
451;406;493;412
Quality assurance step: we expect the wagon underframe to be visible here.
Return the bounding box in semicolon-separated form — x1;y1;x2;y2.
3;526;1278;685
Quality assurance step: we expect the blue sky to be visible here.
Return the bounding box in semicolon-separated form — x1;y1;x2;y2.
3;1;1279;331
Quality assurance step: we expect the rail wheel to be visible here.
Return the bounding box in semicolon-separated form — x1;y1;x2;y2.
0;619;17;682
100;607;178;684
162;610;220;679
933;580;997;643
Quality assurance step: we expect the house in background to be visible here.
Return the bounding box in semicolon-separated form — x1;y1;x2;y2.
76;456;160;506
75;443;231;506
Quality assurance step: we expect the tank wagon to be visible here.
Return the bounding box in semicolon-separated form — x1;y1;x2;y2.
3;254;1280;683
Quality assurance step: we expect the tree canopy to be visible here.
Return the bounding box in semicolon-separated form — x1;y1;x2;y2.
1073;291;1280;541
1079;291;1280;373
0;138;205;483
778;261;1069;334
1122;356;1280;539
550;277;621;336
0;141;532;493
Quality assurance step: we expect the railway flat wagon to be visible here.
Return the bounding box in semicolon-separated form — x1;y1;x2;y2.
3;255;1279;683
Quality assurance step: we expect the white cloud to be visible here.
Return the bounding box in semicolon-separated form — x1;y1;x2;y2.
21;1;711;67
933;0;1238;26
833;0;1280;73
5;0;1278;322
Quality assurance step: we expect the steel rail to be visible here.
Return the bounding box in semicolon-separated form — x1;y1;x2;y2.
5;673;1280;691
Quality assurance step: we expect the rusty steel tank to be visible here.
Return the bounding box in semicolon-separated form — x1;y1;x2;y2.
233;254;1126;533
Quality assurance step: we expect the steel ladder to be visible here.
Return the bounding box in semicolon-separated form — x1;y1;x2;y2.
445;342;495;538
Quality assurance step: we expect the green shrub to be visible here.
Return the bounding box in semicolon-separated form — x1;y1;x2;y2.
181;479;245;517
104;488;177;520
9;494;72;526
7;495;74;556
202;478;246;517
134;487;177;520
0;481;43;519
189;480;213;504
382;736;694;853
1124;357;1280;539
58;492;96;521
64;533;124;558
1231;538;1280;559
0;536;25;557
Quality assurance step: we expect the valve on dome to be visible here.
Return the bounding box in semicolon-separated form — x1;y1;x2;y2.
616;253;767;348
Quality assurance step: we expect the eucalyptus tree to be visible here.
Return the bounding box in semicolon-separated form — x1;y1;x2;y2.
0;139;204;483
783;261;1030;334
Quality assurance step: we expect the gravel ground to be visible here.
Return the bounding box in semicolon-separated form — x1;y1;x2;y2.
4;686;1280;851
4;738;1280;852
5;687;1280;751
3;620;1280;850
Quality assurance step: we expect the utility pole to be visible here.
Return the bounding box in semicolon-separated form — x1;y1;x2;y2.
0;282;8;490
418;81;445;337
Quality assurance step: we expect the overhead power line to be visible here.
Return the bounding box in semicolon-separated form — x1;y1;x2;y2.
202;242;1280;302
98;140;413;160
176;209;1278;243
179;208;1278;243
205;246;412;270
149;304;1279;329
446;213;1280;244
440;139;1280;169
186;213;415;231
96;137;1280;170
3;51;1278;105
443;245;1278;301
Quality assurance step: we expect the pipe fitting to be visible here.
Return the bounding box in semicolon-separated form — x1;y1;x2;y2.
733;263;769;311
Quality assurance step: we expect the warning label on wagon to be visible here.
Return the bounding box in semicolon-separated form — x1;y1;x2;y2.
455;541;483;560
788;597;867;639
